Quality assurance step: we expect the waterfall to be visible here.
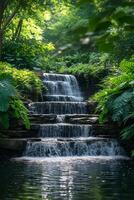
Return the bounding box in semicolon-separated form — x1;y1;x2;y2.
43;73;82;98
39;124;92;138
25;73;126;158
24;139;125;157
29;102;87;114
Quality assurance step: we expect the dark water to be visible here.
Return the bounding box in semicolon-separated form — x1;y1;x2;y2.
0;157;134;200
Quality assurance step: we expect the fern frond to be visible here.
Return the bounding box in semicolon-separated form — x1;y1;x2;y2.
0;77;16;112
110;90;134;123
121;124;134;140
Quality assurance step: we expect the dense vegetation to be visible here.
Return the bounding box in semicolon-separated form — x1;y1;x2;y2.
0;62;43;130
93;59;134;138
0;0;133;153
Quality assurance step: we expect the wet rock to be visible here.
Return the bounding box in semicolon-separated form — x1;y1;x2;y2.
30;114;57;124
65;114;98;124
0;139;27;151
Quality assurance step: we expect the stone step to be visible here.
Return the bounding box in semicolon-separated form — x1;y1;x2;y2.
31;123;120;139
43;95;83;102
29;114;99;124
0;130;37;138
0;123;120;139
37;123;93;138
65;114;98;124
29;114;57;123
29;101;88;114
24;138;126;157
0;138;42;150
43;73;76;81
0;136;119;153
40;137;110;143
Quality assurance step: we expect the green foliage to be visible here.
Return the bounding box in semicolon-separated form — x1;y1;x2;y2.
3;39;55;70
0;76;30;129
58;52;109;78
10;98;30;129
120;59;134;73
44;3;92;48
0;76;16;129
0;62;44;98
93;59;134;142
0;61;44;130
59;63;105;78
0;0;47;59
121;124;134;140
79;0;134;60
0;76;16;112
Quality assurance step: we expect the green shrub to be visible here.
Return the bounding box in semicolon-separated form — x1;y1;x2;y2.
0;76;16;129
0;76;16;113
3;39;55;70
10;98;30;129
59;63;105;78
92;59;134;149
0;62;44;130
0;76;30;129
58;52;109;79
0;62;44;99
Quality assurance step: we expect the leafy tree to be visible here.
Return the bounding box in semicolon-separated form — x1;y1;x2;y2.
0;0;46;59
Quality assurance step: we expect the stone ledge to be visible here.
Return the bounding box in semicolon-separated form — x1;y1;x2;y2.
30;114;57;123
0;139;27;151
92;124;121;137
65;114;99;124
0;123;120;139
0;138;41;151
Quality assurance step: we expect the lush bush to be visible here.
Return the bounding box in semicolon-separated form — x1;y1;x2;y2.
0;62;44;99
0;76;30;129
58;53;109;79
3;39;55;70
0;62;44;130
40;52;92;72
59;63;105;78
93;59;134;148
10;98;30;129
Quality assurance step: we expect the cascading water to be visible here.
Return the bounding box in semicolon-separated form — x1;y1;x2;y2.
29;102;87;114
26;73;126;158
24;139;125;157
39;124;92;138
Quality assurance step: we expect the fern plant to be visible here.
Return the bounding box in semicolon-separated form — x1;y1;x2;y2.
0;76;16;129
0;76;16;112
10;98;30;129
92;59;134;154
0;75;30;129
0;62;44;99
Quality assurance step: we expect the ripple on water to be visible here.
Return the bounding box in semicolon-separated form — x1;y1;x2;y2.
0;157;134;200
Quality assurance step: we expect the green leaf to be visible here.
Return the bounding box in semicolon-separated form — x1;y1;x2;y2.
0;77;16;112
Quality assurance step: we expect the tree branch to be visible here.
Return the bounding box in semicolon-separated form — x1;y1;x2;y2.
12;18;23;40
2;4;20;31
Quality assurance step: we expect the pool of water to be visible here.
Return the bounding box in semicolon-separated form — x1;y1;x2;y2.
0;156;134;200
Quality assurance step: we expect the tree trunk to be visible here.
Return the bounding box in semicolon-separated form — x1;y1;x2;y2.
12;19;23;41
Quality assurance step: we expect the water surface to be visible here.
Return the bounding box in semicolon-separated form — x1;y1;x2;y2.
0;157;134;200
